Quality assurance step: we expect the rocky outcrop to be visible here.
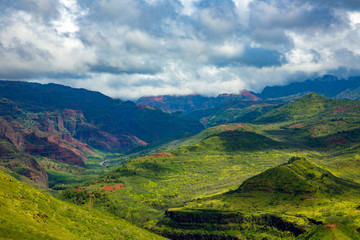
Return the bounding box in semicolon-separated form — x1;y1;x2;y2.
0;114;87;167
24;133;85;167
74;125;147;152
0;136;48;188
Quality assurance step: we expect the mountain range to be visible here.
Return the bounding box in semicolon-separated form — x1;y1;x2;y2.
136;75;360;115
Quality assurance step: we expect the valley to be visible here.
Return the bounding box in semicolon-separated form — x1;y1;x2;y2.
1;76;360;239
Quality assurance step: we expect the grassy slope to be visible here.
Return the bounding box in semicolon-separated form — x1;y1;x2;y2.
0;169;166;240
201;101;282;127
160;158;360;239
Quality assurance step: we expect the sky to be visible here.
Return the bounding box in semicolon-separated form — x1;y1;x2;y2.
1;0;360;99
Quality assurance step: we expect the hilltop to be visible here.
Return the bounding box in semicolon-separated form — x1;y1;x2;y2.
160;158;360;239
254;93;345;123
236;157;360;197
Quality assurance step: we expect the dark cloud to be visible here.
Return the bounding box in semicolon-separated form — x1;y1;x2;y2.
7;38;53;62
250;28;294;50
240;47;284;67
249;1;344;30
209;45;283;68
304;0;360;10
89;63;161;75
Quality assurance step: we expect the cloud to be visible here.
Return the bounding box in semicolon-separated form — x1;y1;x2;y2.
1;0;360;99
304;0;360;10
0;0;60;21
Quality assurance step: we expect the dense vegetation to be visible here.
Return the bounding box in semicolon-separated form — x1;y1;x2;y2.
0;170;165;240
2;77;360;239
159;158;360;239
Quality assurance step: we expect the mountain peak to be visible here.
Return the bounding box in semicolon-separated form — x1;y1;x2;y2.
237;157;360;196
299;92;327;101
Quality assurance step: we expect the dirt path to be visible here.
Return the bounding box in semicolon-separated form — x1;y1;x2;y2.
89;194;94;209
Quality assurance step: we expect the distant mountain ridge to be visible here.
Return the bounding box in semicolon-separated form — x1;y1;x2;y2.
0;80;203;147
260;75;360;99
136;90;260;114
136;75;360;115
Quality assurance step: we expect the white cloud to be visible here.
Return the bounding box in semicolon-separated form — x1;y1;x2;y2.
0;9;95;78
349;11;360;29
199;8;235;35
125;30;160;52
178;0;201;16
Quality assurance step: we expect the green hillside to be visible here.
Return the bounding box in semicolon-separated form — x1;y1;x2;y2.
199;101;282;127
159;158;360;239
0;169;166;240
255;93;360;124
176;130;284;153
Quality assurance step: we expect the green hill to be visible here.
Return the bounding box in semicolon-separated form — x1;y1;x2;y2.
0;169;166;240
255;93;331;123
177;130;284;153
255;93;360;124
197;100;283;127
159;158;360;239
236;157;360;197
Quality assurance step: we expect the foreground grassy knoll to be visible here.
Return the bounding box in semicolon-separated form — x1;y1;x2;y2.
0;169;166;240
158;158;360;239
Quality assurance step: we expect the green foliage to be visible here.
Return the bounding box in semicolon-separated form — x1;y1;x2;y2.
0;170;166;240
200;101;282;127
159;158;360;239
5;92;360;239
255;93;360;125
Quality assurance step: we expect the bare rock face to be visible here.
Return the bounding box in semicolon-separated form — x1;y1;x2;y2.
0;136;49;188
24;133;85;167
0;116;87;167
0;102;90;167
